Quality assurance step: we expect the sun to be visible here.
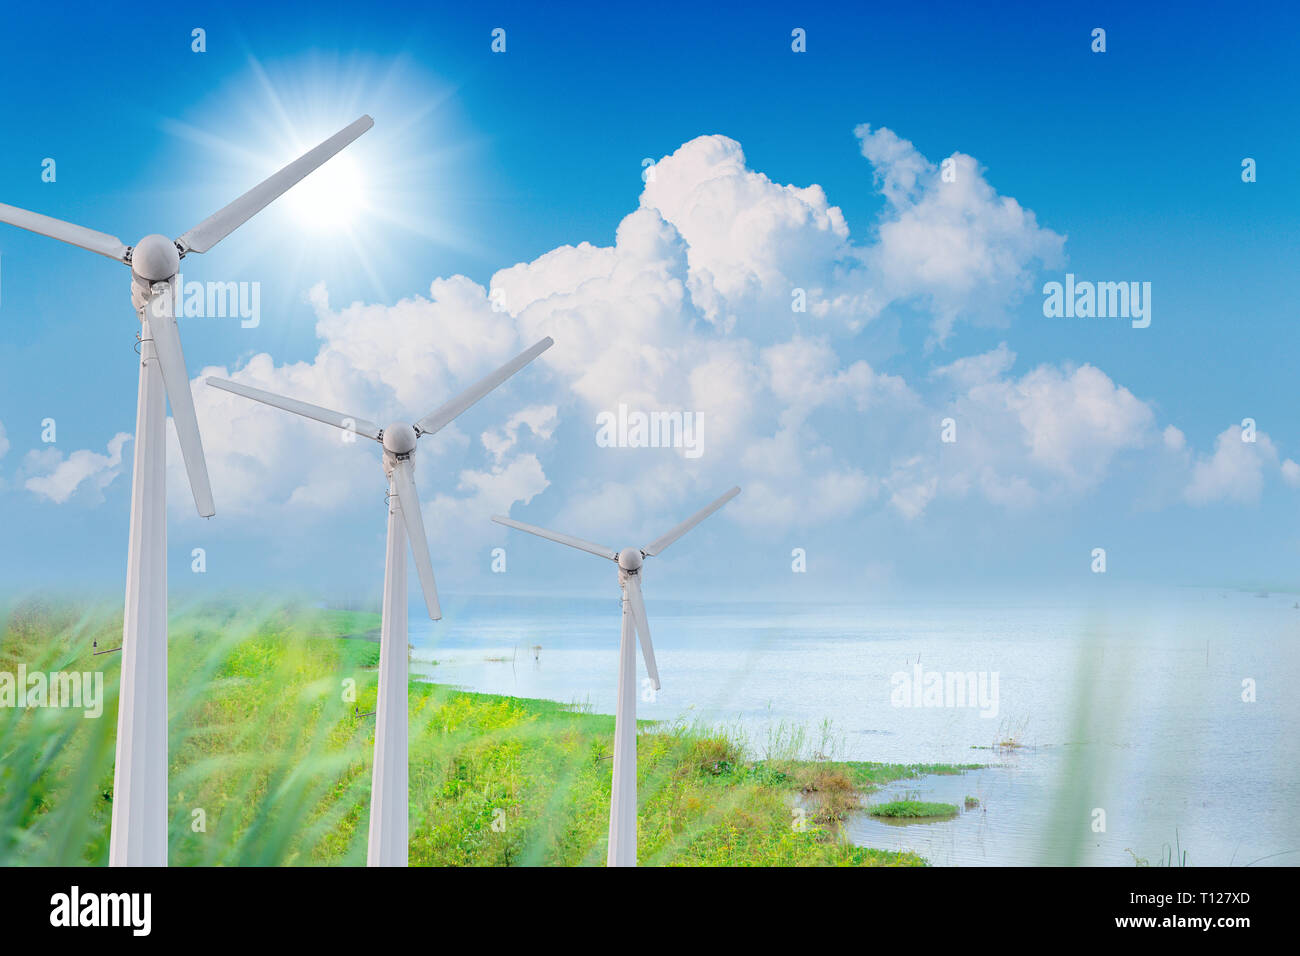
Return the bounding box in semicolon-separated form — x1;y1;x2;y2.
162;52;476;304
283;149;368;234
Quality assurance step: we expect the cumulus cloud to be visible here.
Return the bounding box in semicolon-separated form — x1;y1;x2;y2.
885;351;1163;518
886;468;937;520
930;342;1017;390
632;128;1063;345
425;453;550;551
1185;425;1289;505
762;336;911;413
491;200;872;531
24;433;131;504
154;123;1282;548
1001;364;1155;487
174;275;552;523
855;125;1065;344
728;337;917;526
482;405;557;464
640;135;853;330
0;420;9;460
738;468;878;528
307;278;522;413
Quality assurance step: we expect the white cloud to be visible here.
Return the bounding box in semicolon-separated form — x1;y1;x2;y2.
307;278;526;413
632;128;1063;344
24;433;131;504
158;124;1283;549
0;420;9;460
482;405;557;464
888;472;938;520
737;469;878;529
763;336;912;413
1185;425;1285;505
425;453;550;555
491;198;883;531
174;275;553;523
1003;364;1155;487
855;125;1065;344
640;134;852;330
882;358;1161;519
930;342;1017;390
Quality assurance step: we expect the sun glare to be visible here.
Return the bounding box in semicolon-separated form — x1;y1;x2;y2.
283;150;368;234
162;52;474;306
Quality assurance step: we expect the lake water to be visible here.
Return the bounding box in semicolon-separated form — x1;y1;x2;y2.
407;586;1300;866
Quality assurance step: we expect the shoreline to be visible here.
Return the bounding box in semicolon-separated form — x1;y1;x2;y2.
1;601;979;865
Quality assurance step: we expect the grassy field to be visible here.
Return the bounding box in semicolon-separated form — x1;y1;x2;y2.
0;597;977;866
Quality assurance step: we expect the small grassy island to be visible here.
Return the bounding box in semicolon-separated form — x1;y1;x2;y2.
868;800;962;820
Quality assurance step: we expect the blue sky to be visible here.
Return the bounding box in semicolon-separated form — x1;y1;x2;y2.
0;1;1296;604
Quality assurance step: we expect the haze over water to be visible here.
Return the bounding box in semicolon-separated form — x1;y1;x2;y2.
408;586;1300;866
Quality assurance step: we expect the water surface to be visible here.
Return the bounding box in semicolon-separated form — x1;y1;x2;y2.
407;587;1300;865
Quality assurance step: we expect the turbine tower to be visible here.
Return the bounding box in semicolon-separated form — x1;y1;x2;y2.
0;115;373;866
492;486;740;866
207;336;554;866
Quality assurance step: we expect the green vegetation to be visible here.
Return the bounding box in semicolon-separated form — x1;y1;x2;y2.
0;598;974;866
971;716;1030;752
868;800;961;820
964;795;980;809
1125;830;1189;867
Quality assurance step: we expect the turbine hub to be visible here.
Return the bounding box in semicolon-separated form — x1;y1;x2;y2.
618;547;643;572
382;421;418;456
131;234;180;282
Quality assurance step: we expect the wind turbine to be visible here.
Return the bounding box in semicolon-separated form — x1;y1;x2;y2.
0;115;373;867
492;485;740;866
206;336;554;866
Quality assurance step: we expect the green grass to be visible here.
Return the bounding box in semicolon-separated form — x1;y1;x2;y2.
0;597;975;866
868;800;961;820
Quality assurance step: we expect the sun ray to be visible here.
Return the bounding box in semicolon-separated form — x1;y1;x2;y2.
157;51;478;309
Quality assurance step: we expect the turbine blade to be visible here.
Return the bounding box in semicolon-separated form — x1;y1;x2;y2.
205;377;382;441
414;337;554;437
392;458;441;620
176;115;374;255
490;515;617;562
0;202;129;263
642;486;741;557
624;574;660;691
145;284;214;517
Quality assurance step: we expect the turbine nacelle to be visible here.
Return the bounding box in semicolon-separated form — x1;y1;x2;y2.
130;234;181;282
206;335;556;624
382;422;418;457
492;486;742;695
380;422;418;478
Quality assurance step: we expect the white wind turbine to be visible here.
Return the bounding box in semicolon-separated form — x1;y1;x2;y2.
206;336;554;866
492;485;740;866
0;115;373;867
